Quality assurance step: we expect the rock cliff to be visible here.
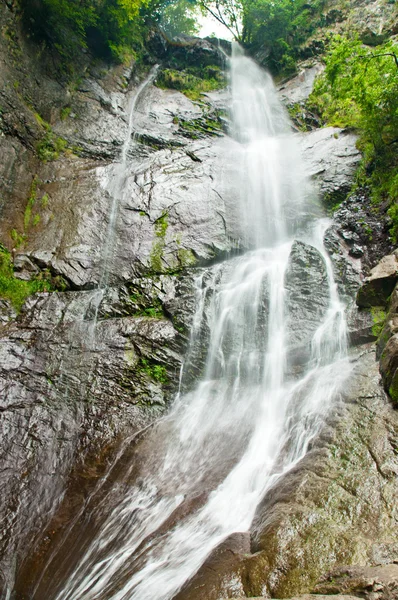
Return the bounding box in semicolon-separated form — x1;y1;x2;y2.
0;0;397;598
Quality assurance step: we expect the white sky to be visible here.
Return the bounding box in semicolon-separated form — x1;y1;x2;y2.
197;12;234;40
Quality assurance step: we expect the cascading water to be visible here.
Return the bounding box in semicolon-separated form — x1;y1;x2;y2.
35;45;352;600
98;65;159;291
88;65;159;341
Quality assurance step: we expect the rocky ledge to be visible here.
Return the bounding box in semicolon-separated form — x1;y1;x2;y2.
0;1;397;597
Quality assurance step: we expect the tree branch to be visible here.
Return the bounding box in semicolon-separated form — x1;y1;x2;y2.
359;52;398;69
201;2;241;41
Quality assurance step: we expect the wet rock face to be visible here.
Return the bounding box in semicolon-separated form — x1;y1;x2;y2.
277;62;324;106
246;351;398;598
379;322;398;405
0;284;188;587
357;252;398;309
177;351;398;600
0;83;234;289
299;127;361;204
284;240;329;366
353;252;398;404
0;2;396;597
329;192;394;275
314;564;398;599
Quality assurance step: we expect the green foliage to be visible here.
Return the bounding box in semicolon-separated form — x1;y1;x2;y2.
234;0;326;74
20;0;149;68
0;244;54;311
388;201;398;244
141;306;163;317
129;289;164;317
150;211;169;272
139;357;168;383
389;371;398;404
371;307;386;338
156;65;225;100
157;0;200;37
199;0;243;40
60;106;71;120
200;0;327;74
10;229;26;248
309;35;398;238
35;113;68;161
24;176;39;230
287;103;312;132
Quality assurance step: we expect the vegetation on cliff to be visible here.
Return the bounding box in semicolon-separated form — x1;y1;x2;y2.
199;0;327;73
241;0;326;73
19;0;200;67
19;0;150;64
0;245;53;311
309;35;398;241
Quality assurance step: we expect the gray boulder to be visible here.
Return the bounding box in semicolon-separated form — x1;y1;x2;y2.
357;251;398;308
300;127;361;203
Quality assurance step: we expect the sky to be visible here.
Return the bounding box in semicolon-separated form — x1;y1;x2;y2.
197;11;234;40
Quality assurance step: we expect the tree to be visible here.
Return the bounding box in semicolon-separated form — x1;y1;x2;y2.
309;35;398;239
199;0;243;41
157;0;200;38
20;0;149;63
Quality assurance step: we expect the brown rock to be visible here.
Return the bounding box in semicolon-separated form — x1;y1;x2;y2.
314;563;398;599
357;252;398;308
380;333;398;403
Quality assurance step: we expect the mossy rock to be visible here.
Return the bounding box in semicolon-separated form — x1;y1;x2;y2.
356;277;397;308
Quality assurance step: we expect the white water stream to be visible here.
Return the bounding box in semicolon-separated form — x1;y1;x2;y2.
51;45;351;600
88;65;159;343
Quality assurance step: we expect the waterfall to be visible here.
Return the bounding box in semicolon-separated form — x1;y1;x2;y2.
41;45;351;600
98;65;159;291
88;65;159;344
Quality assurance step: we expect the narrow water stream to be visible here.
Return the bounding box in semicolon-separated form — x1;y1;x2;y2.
34;45;351;600
88;65;159;341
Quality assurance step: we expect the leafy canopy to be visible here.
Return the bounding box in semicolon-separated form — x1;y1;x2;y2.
21;0;153;64
309;35;398;239
21;0;203;64
156;0;200;38
199;0;326;73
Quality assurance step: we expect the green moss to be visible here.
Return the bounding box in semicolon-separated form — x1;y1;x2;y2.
173;320;187;335
24;176;39;230
287;103;311;132
149;212;169;273
0;244;54;311
35;113;68;162
37;134;68;162
388;201;398;244
177;113;223;138
10;229;26;249
177;248;196;268
155;212;168;238
141;306;163;318
138;357;168;384
388;370;398;403
129;289;164;318
60;106;71;120
156;66;225;101
41;193;49;208
371;307;386;338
